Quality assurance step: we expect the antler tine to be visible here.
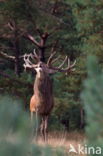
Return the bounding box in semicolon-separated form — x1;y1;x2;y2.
23;54;31;70
70;60;76;68
47;54;76;73
51;55;61;64
47;51;57;66
59;58;76;72
47;55;68;70
67;57;70;67
23;54;31;68
33;49;40;61
27;54;33;65
23;53;37;70
47;40;59;66
58;56;68;69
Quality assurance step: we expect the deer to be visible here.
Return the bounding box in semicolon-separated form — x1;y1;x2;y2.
23;49;76;141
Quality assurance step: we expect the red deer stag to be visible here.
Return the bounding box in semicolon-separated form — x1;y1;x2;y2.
23;49;76;141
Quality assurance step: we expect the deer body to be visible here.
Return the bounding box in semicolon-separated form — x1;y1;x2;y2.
23;49;76;141
30;72;54;115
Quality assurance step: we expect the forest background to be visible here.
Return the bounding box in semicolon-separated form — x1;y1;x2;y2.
0;0;103;132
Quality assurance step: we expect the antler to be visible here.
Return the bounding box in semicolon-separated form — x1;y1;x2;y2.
23;49;39;70
47;51;57;67
32;49;40;62
47;40;59;66
47;55;76;73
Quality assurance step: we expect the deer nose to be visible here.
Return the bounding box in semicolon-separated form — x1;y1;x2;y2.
38;67;42;72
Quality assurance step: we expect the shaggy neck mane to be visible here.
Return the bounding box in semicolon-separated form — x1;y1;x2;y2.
34;73;53;104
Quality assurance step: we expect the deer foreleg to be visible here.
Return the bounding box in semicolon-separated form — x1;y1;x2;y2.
35;109;39;140
31;111;33;121
40;117;45;140
44;116;48;142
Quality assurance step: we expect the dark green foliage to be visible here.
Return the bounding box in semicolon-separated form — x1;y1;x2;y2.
1;0;103;132
0;95;31;156
0;95;66;156
0;72;33;109
81;56;103;156
0;0;82;131
48;71;83;131
1;0;38;21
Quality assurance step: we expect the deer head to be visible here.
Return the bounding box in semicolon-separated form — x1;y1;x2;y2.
23;49;76;78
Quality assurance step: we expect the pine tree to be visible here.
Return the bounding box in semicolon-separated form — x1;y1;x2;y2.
81;56;103;156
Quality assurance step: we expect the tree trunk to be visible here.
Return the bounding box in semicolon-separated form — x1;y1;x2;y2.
39;33;49;63
39;47;45;62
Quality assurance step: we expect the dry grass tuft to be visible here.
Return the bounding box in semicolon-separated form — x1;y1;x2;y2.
5;131;86;155
33;131;86;156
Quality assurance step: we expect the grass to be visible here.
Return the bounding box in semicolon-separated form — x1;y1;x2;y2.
2;131;86;156
33;131;86;156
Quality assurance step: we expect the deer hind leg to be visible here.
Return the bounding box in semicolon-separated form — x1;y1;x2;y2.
30;111;35;141
44;116;48;142
40;117;45;140
40;116;48;142
35;109;39;141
